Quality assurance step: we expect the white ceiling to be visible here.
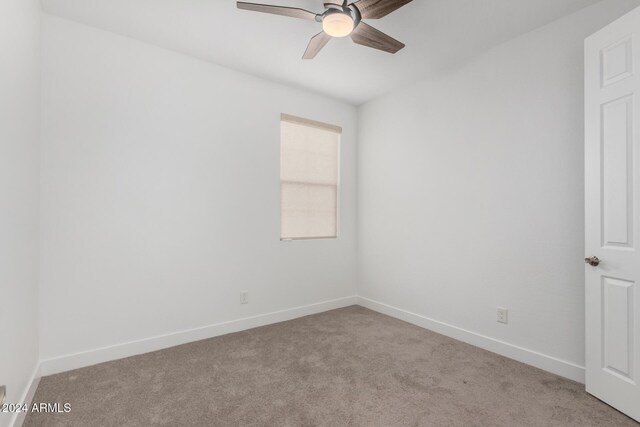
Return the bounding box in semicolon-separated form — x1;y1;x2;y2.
41;0;601;105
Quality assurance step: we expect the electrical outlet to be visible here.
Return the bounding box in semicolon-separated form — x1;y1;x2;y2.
240;291;249;305
497;307;508;324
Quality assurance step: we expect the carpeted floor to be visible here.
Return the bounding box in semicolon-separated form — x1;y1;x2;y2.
25;306;638;426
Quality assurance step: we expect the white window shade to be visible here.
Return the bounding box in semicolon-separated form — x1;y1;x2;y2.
280;114;341;240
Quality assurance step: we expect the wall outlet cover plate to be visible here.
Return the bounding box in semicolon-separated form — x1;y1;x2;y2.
497;308;509;324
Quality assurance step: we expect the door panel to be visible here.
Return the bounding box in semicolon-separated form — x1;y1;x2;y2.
601;94;634;248
602;276;634;381
602;37;633;87
585;5;640;422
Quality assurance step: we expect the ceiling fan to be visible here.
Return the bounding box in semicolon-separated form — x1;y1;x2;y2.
237;0;413;59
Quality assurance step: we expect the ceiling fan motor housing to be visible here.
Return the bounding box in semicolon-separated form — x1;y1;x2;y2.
319;3;362;29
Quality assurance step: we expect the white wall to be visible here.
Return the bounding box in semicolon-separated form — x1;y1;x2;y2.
0;0;41;426
40;16;357;366
358;0;640;378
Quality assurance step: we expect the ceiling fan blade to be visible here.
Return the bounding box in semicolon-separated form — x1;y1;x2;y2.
353;0;413;19
350;22;404;54
303;32;332;59
237;2;319;21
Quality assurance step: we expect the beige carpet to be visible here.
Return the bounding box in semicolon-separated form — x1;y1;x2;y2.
25;306;638;426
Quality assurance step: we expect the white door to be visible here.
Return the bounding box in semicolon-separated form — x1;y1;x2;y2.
585;6;640;422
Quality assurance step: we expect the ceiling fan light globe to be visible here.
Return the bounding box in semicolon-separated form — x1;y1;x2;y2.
322;13;354;38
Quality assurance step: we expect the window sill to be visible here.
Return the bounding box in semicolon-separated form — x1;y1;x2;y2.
281;236;338;242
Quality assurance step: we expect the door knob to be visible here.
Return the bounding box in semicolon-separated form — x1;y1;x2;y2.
585;256;600;267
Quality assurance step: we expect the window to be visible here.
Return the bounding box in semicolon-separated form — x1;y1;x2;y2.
280;114;341;240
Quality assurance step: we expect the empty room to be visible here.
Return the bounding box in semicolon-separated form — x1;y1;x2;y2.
2;0;640;425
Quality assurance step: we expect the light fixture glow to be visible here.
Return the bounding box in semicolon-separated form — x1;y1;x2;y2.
322;13;354;38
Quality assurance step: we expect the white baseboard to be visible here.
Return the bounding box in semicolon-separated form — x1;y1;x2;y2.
357;296;585;383
10;364;41;427
37;295;584;387
39;296;358;377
